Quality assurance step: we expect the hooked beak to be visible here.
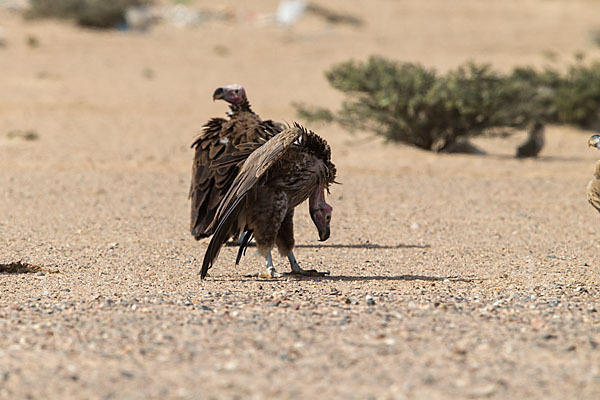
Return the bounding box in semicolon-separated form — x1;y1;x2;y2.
589;135;600;149
212;87;224;101
318;225;330;241
309;185;333;242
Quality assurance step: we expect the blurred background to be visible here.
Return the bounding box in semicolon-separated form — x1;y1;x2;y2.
2;0;600;160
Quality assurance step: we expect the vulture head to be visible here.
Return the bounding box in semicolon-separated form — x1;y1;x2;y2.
213;84;247;106
309;184;333;241
588;135;600;149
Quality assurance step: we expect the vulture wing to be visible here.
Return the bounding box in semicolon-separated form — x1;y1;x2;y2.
201;127;301;278
189;117;232;239
190;114;281;240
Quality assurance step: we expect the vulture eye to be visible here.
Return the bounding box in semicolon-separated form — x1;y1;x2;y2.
325;215;331;222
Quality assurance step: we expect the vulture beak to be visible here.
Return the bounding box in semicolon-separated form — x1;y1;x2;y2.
309;185;333;242
212;87;225;101
589;135;600;149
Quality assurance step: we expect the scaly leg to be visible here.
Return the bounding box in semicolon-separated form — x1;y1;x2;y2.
258;251;282;278
286;251;330;276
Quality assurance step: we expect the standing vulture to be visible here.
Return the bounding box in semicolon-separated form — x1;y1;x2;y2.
201;123;337;279
587;135;600;213
190;84;284;239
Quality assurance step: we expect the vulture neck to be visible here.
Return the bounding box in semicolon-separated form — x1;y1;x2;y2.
229;100;253;114
595;161;600;179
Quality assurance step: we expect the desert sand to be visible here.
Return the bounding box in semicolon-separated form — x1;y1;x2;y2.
1;0;600;399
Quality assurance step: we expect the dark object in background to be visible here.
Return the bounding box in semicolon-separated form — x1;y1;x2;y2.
26;34;39;48
516;121;545;158
441;138;487;155
25;0;153;29
305;3;363;27
6;129;39;141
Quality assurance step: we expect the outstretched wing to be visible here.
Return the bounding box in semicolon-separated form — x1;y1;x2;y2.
200;127;301;278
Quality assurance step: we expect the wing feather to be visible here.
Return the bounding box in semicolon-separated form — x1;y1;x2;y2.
191;114;283;240
214;127;301;223
200;127;301;278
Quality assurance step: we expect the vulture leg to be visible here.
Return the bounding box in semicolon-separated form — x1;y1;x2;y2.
285;251;330;277
258;251;282;279
276;210;329;276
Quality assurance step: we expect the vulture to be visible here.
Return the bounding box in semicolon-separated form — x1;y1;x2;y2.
201;123;337;279
587;134;600;213
516;121;545;158
190;84;284;240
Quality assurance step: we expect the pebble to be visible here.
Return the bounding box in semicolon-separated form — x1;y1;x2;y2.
366;295;376;306
345;297;359;305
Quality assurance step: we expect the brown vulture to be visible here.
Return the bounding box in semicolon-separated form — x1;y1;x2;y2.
516;121;545;158
201;123;337;279
587;134;600;213
190;84;284;240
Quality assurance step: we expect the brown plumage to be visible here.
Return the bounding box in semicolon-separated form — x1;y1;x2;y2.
189;84;284;240
587;135;600;213
516;121;545;158
201;123;337;279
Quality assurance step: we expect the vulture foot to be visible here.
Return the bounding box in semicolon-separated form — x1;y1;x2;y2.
258;269;283;279
257;251;283;279
286;251;330;277
284;268;330;277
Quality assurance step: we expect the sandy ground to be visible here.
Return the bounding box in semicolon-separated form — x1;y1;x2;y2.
1;0;600;398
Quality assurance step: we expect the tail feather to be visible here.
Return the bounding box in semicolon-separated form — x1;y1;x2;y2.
235;230;254;265
201;195;246;279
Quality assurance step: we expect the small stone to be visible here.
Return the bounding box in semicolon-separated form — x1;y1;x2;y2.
365;295;376;306
265;300;281;307
223;361;238;371
120;370;134;379
468;383;498;397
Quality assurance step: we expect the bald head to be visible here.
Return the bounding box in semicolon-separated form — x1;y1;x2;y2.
213;84;247;106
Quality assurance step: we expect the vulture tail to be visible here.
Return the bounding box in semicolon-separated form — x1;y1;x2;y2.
200;195;246;279
235;230;254;265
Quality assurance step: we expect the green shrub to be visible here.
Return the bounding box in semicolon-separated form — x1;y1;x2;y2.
297;56;600;151
26;0;152;29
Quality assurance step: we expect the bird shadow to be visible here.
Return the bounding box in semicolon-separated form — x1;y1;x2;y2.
226;242;430;250
211;273;485;283
295;243;430;249
321;274;486;282
486;154;583;162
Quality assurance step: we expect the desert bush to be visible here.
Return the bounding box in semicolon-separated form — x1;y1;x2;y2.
297;56;600;151
26;0;152;29
553;61;600;127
